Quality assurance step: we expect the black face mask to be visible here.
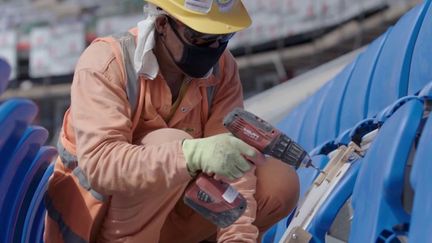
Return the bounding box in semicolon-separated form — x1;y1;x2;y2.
162;19;228;78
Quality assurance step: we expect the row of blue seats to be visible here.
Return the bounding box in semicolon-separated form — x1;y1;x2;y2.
267;83;432;242
304;88;430;242
279;0;432;151
264;0;432;242
0;58;57;243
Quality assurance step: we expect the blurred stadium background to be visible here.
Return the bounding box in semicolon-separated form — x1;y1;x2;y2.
0;0;421;144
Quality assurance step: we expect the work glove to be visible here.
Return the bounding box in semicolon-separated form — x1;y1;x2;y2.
182;133;256;180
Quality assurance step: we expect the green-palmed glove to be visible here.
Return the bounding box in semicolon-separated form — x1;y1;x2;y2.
182;133;255;180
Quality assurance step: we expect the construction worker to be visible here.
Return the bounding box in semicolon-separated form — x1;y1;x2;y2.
44;0;299;242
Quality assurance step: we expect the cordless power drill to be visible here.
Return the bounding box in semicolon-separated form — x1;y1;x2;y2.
184;108;320;228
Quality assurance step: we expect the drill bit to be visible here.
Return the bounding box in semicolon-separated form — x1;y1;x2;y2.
301;155;326;175
308;163;326;175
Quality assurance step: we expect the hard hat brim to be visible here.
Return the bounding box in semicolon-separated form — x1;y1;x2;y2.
148;0;252;34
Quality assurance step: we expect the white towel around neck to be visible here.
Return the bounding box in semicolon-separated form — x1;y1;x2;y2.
134;4;166;79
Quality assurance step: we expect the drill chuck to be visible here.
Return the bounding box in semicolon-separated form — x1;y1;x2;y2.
267;133;312;169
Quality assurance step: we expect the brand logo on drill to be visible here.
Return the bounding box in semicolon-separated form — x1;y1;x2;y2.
242;127;259;141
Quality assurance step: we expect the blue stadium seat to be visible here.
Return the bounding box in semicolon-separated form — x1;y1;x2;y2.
409;1;432;94
0;99;38;160
314;61;356;147
305;118;380;242
296;82;332;151
0;126;49;242
0;58;11;94
409;106;432;242
349;98;424;242
367;1;431;116
11;147;57;242
21;163;54;243
277;96;314;142
375;95;419;124
406;84;432;242
266;2;432;242
338;31;389;133
277;29;386;151
307;162;360;243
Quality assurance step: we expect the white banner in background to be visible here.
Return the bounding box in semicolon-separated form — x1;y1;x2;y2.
0;31;17;80
230;0;388;48
96;15;144;37
29;23;85;78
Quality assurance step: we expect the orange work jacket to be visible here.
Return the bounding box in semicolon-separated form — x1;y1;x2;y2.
44;28;259;242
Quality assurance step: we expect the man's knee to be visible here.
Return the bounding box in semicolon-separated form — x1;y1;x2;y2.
255;158;300;219
140;128;193;146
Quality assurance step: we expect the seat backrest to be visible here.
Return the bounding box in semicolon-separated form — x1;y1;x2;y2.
313;61;356;147
276;94;315;142
21;163;55;243
0;126;48;242
407;85;432;242
367;2;431;117
408;116;432;242
349;98;424;242
0;99;38;159
295;83;332;151
338;31;389;133
408;1;432;94
11;146;57;243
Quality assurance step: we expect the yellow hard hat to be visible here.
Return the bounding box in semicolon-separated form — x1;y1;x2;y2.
145;0;252;34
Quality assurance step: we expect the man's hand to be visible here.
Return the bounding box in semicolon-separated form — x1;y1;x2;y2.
182;133;256;180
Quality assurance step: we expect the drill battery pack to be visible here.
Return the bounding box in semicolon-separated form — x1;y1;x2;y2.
183;174;247;228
